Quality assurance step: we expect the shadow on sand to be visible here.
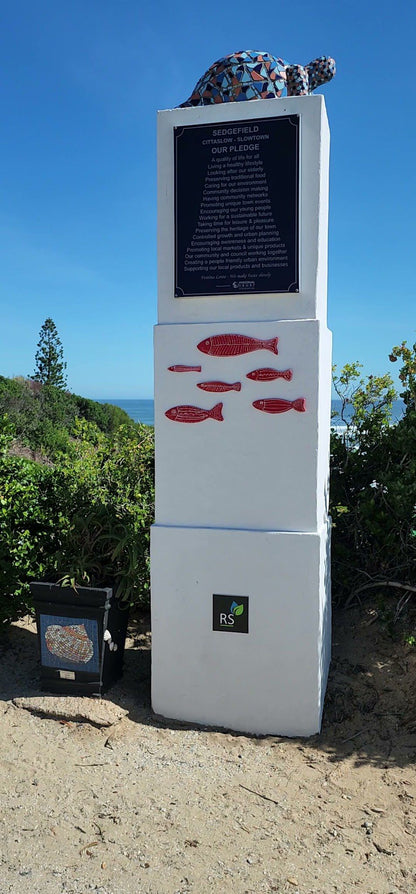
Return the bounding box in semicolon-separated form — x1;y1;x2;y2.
1;601;415;769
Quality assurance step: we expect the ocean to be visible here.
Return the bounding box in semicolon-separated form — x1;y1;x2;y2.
331;399;405;431
98;399;155;426
98;398;406;429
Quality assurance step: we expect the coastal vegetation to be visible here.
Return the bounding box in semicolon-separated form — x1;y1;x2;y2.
0;336;415;636
0;373;154;624
330;341;416;635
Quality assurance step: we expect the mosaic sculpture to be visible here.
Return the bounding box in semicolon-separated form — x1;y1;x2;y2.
45;623;94;663
180;50;335;106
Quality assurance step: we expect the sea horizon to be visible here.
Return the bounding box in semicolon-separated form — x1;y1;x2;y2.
97;398;406;429
98;398;154;426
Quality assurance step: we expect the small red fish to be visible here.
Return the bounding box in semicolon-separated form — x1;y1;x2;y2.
197;381;241;393
197;334;278;357
253;398;306;414
168;365;202;372
246;368;293;382
165;403;224;423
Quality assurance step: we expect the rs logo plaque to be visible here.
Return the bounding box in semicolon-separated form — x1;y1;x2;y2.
213;595;249;634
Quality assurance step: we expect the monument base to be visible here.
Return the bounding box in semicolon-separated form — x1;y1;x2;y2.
151;521;331;737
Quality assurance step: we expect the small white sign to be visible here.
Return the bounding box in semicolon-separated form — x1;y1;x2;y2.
59;670;75;680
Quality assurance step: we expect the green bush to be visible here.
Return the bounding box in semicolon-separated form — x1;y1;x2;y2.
0;377;135;459
330;355;416;613
0;376;40;445
53;420;154;605
0;413;154;623
0;426;70;623
72;395;134;433
0;377;77;457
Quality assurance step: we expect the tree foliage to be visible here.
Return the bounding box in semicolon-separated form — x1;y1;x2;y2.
0;422;69;623
0;375;134;458
52;421;154;605
389;339;416;412
0;410;154;624
0;377;153;623
31;318;67;388
330;350;416;624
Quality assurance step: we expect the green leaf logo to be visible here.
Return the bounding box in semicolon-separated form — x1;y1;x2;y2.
233;604;244;617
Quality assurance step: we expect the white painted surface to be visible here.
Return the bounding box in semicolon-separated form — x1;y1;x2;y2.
151;523;331;736
154;319;331;532
319;517;332;706
157;95;329;324
151;94;332;736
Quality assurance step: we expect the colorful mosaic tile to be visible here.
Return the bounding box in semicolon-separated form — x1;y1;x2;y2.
180;51;335;107
39;613;100;673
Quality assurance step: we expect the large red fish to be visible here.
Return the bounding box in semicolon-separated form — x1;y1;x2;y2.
197;381;241;393
165;403;224;423
246;368;293;382
253;398;306;414
197;334;279;357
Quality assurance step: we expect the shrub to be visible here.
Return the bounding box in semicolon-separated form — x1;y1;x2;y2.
72;395;134;433
330;357;416;615
0;435;70;624
389;339;416;412
53;421;154;605
0;376;135;459
0;377;77;457
0;376;40;445
0;415;154;622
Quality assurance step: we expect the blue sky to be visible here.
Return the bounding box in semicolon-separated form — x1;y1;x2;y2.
0;0;414;399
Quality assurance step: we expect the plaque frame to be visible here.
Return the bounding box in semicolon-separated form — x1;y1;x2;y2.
174;115;300;298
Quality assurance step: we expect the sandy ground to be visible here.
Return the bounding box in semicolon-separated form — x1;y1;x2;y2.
1;602;415;894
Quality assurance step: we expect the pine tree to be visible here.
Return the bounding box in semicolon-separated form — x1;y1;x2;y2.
31;318;68;388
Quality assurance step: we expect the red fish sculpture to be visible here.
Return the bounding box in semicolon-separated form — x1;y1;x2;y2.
165;403;224;423
253;398;306;414
197;334;278;357
246;368;293;382
197;381;241;393
168;364;202;372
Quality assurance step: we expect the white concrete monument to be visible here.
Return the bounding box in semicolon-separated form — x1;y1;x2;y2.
151;93;332;736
